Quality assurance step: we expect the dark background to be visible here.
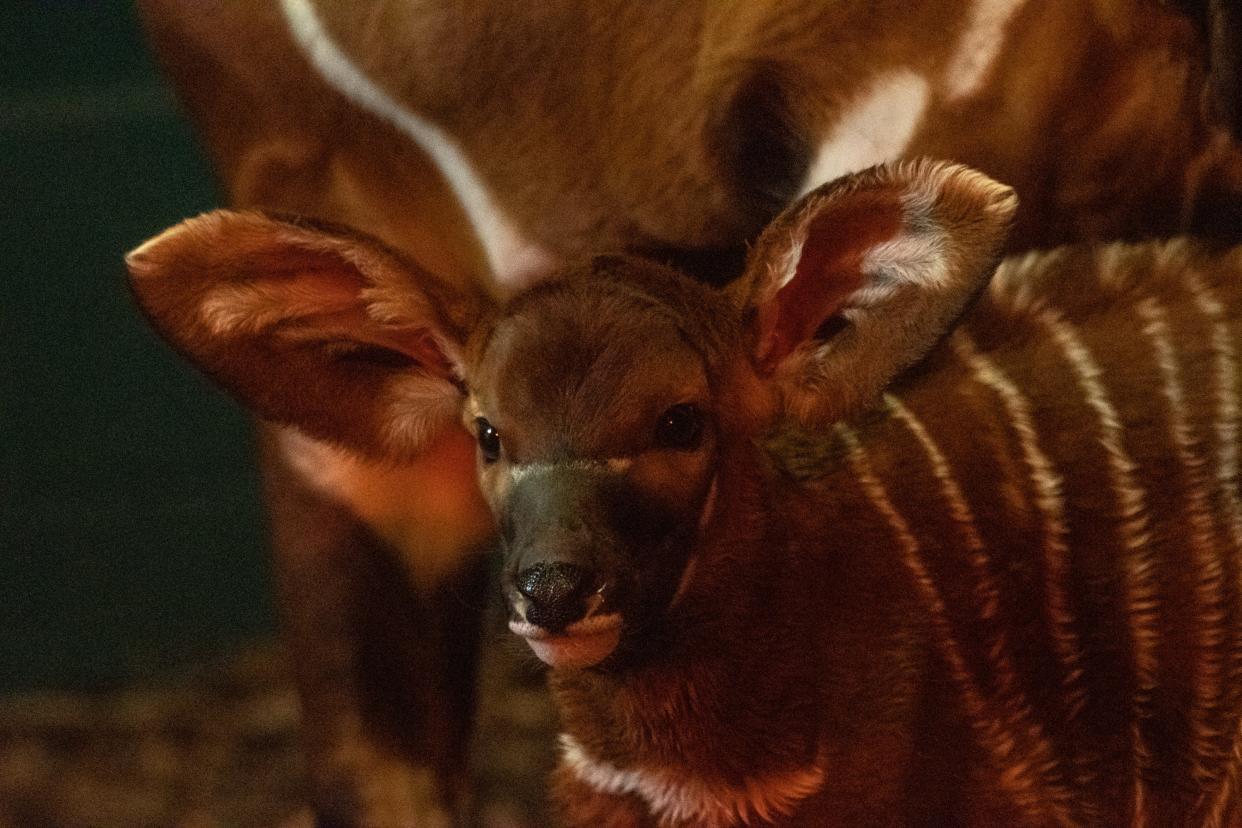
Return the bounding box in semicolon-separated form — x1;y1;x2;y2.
1;1;273;692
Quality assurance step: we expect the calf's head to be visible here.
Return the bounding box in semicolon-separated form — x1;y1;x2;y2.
126;160;1015;669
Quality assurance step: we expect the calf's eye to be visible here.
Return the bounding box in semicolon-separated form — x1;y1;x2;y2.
654;404;702;451
476;417;502;463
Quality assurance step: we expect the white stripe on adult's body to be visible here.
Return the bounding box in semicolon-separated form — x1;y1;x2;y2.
278;0;554;289
942;0;1029;101
797;70;930;196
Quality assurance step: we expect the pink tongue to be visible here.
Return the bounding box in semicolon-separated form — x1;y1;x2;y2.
526;626;622;668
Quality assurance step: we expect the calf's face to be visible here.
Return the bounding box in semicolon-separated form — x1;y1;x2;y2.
125;160;1016;671
458;162;1020;669
466;264;724;668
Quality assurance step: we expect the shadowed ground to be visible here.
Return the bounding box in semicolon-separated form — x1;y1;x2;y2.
0;624;557;828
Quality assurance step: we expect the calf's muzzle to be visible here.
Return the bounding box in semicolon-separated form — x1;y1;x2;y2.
516;561;595;632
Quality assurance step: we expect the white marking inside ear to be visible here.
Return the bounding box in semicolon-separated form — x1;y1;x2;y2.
782;161;1004;305
198;282;347;335
772;234;806;292
857;231;949;299
278;0;555;289
559;734;825;828
943;0;1028;102
797;70;930;196
198;284;284;335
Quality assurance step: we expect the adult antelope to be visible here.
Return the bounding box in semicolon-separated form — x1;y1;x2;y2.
129;159;1242;825
133;0;1242;822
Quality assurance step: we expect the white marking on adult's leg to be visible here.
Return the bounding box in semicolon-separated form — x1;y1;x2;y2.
559;733;825;828
835;423;1077;826
1040;310;1155;813
278;0;554;289
942;0;1029;101
1138;296;1230;793
797;70;930;196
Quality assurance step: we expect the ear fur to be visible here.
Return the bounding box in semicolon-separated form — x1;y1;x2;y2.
732;159;1017;424
126;210;486;459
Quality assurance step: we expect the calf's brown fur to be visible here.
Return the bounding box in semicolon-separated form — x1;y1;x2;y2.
128;160;1242;824
488;166;1242;825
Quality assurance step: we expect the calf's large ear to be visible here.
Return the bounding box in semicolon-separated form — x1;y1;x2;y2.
732;159;1017;425
126;211;487;459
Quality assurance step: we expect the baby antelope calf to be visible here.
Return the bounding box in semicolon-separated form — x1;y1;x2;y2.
128;160;1242;826
474;166;1242;827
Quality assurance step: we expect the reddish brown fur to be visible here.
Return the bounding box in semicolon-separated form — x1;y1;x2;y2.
473;206;1242;826
130;2;1242;822
141;0;1242;268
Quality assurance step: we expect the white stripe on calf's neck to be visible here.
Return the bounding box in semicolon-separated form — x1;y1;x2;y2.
559;733;825;828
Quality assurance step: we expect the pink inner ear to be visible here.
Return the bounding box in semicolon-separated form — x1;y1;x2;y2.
756;193;903;373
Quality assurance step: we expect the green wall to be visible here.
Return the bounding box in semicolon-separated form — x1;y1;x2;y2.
1;2;274;691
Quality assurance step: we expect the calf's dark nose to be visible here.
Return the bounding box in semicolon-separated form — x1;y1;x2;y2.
517;561;594;632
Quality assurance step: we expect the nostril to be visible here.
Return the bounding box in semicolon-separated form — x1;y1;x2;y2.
516;562;593;632
517;561;591;603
